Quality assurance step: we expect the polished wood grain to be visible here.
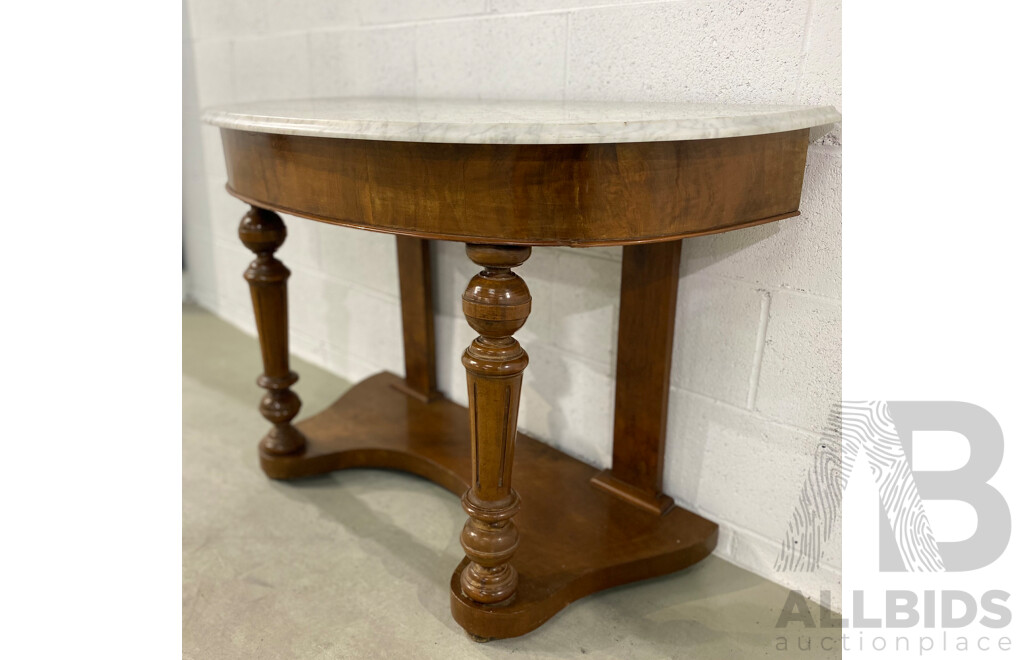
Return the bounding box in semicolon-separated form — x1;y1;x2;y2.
259;371;718;639
220;115;822;641
591;241;682;515
221;128;810;246
393;236;440;403
238;206;305;456
459;245;532;606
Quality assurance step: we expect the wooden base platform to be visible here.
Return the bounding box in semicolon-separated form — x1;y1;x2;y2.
262;371;718;640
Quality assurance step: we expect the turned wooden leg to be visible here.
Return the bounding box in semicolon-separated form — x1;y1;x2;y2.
238;206;306;456
459;244;532;606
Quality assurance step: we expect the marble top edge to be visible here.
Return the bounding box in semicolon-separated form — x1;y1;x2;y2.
201;97;841;145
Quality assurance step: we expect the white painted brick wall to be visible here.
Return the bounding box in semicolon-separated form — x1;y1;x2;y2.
183;0;841;606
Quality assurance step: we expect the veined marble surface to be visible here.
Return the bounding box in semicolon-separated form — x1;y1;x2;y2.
202;98;840;145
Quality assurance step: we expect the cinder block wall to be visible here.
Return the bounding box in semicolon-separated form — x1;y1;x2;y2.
183;0;841;604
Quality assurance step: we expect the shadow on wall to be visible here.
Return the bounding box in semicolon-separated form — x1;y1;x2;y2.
683;221;783;279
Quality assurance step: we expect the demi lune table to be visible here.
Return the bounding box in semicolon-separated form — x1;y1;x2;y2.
202;98;840;640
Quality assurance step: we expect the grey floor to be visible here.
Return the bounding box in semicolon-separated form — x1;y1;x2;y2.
183;303;838;659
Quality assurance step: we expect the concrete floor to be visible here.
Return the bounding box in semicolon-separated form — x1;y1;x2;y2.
183;303;838;659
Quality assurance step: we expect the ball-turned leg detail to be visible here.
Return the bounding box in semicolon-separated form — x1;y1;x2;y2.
238;206;306;457
459;244;532;606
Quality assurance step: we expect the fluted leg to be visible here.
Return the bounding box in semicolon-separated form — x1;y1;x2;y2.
238;206;306;456
458;244;532;606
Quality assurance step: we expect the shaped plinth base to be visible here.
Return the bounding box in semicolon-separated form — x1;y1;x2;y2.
261;372;718;640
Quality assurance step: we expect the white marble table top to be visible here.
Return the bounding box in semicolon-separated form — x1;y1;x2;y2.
202;97;840;145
